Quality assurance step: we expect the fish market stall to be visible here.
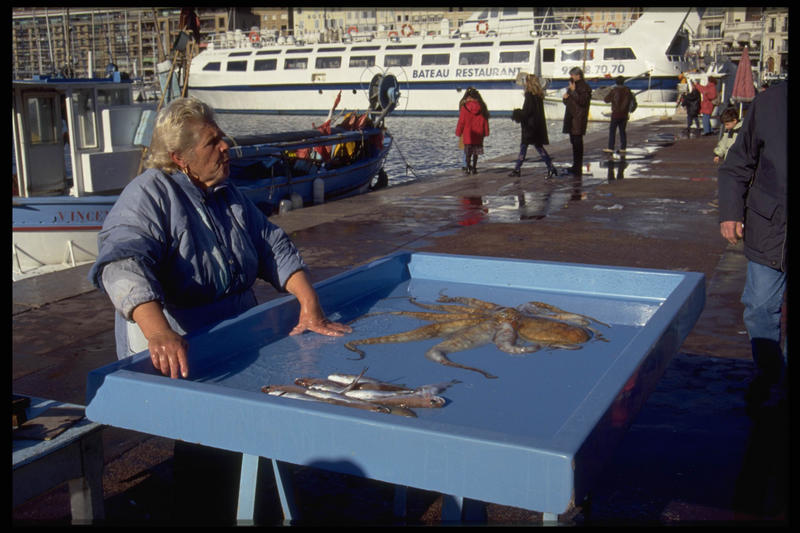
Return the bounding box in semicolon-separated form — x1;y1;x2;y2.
85;252;704;522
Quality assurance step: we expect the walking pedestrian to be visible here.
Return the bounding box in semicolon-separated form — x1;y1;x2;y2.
455;87;490;174
603;76;635;153
697;76;718;135
718;82;787;414
509;74;557;178
713;107;742;163
561;66;591;176
678;83;702;137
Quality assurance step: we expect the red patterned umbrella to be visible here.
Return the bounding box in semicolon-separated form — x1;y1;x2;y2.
731;46;756;103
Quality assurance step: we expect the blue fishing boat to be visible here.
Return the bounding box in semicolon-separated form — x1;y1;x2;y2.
12;73;398;276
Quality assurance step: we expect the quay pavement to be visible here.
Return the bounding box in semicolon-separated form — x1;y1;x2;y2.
12;116;787;525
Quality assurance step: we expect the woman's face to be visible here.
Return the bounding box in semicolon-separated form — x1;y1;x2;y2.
175;121;230;188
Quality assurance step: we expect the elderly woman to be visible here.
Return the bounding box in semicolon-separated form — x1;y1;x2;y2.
90;97;351;379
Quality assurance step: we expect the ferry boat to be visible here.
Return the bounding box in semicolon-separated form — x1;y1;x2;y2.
188;7;700;121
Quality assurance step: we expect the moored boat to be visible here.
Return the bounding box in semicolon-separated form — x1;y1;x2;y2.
188;7;700;122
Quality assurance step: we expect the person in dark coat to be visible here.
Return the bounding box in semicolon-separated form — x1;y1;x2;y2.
509;74;557;178
718;81;787;414
678;83;702;137
603;76;635;153
561;66;591;175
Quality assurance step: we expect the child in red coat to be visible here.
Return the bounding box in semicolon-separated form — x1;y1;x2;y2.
456;88;490;174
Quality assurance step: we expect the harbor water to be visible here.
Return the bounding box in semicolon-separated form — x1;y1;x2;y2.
215;113;605;187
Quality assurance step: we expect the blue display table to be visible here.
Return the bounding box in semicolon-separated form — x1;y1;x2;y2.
86;252;704;522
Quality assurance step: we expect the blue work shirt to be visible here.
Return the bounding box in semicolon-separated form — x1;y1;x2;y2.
89;168;306;358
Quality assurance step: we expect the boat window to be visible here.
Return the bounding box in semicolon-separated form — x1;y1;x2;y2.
500;40;534;46
351;45;380;51
604;48;637;60
25;95;58;145
386;44;417;50
422;43;454;49
71;89;98;149
349;55;375;68
228;51;252;57
459;51;490;65
203;62;221;71
256;50;280;55
421;53;450;66
318;46;346;52
384;54;413;67
561;49;594;62
285;58;308;69
227;60;248;71
499;51;530;63
561;38;599;44
254;58;277;71
315;56;342;69
502;8;518;16
460;41;494;47
287;48;313;54
542;48;555;62
97;89;129;107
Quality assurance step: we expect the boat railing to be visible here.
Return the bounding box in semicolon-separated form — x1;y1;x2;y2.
226;127;386;161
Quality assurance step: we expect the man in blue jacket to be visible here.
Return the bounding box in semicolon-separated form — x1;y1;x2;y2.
717;82;787;412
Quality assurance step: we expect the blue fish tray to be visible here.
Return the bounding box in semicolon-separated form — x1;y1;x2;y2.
86;252;704;517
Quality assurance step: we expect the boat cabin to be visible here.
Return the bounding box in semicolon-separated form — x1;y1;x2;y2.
12;75;156;198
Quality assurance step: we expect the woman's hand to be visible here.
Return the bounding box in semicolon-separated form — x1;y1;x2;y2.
147;329;190;379
285;269;352;337
132;301;190;379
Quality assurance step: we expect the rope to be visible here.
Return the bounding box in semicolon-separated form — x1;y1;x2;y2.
385;128;418;178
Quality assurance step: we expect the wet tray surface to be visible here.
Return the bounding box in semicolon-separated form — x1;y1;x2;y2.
86;252;704;515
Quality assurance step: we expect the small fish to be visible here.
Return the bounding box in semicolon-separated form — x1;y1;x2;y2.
343;389;446;408
327;373;409;391
303;388;391;414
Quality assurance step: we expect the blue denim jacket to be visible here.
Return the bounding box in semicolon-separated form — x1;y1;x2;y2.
89;168;306;357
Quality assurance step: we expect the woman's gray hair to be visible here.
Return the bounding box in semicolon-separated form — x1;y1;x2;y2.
145;97;217;172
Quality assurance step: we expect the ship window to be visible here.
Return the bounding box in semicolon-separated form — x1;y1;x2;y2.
384;54;413;67
422;43;454;49
254;58;277;71
203;62;221;71
459;51;490;65
26;96;58;145
421;53;450;66
285;58;308;69
227;60;248;71
460;41;493;47
287;48;313;53
349;55;375;67
500;40;534;46
318;47;346;52
315;56;342;69
351;45;380;51
542;48;555;62
228;51;252;57
499;51;530;63
386;44;416;50
256;50;280;55
604;47;637;60
561;49;594;61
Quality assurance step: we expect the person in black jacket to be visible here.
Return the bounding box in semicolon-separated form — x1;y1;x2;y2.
603;76;635;153
718;81;787;412
678;83;702;137
509;74;557;178
561;67;591;176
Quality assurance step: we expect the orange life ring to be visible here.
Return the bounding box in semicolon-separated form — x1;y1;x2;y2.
348;26;358;35
578;15;592;31
249;31;260;43
476;20;489;34
401;23;414;37
605;21;616;32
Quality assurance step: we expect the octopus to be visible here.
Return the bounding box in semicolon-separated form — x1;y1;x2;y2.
344;294;609;379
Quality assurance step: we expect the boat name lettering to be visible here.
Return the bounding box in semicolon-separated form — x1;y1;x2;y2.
411;68;450;79
53;209;110;224
454;66;521;79
562;64;625;75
